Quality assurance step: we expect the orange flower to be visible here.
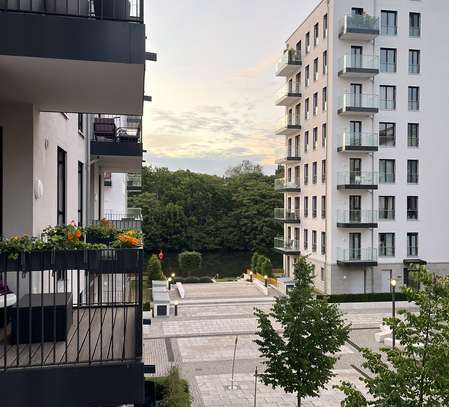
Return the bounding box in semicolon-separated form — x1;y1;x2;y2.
67;234;74;241
75;229;81;239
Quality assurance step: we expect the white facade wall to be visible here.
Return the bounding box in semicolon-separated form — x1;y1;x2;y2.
104;173;128;215
277;0;449;294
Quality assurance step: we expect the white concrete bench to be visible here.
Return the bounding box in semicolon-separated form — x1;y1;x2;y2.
176;282;185;299
374;324;392;343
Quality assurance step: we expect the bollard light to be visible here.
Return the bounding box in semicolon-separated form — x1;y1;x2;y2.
390;278;397;348
174;300;179;316
168;277;172;290
249;271;253;282
264;275;268;288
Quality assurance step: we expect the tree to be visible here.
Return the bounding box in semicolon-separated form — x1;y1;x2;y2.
338;265;449;406
260;257;273;277
251;252;261;272
224;160;263;178
147;254;164;283
254;256;350;407
178;251;202;277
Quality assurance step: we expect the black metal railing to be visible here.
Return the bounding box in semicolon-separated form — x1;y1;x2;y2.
92;115;142;144
0;248;143;372
92;209;142;230
0;0;143;23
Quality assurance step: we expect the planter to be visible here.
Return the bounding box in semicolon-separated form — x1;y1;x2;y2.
44;0;89;16
86;234;114;246
117;249;140;274
94;0;130;20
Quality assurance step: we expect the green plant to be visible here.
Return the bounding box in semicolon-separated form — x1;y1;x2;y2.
160;367;192;407
85;219;118;241
260;257;273;277
251;252;260;272
178;251;202;277
41;223;86;250
111;229;142;248
147;254;164;283
255;256;350;407
0;235;35;259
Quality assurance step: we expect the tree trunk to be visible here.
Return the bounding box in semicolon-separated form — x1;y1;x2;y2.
297;393;301;407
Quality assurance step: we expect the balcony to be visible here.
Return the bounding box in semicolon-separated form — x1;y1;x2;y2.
339;14;380;41
275;82;302;106
0;248;145;407
338;93;379;116
274;178;301;193
275;155;301;165
94;208;143;230
90;116;143;172
0;1;145;114
337;172;378;190
274;208;300;224
337;247;378;267
338;54;379;78
336;210;378;228
128;173;142;192
274;238;301;255
276;49;302;77
337;131;378;152
275;117;301;136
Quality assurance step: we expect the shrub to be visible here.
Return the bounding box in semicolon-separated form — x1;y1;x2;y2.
145;368;191;407
178;251;202;276
251;252;260;272
255;254;266;274
147;254;164;284
318;292;408;303
260;257;273;277
199;276;213;283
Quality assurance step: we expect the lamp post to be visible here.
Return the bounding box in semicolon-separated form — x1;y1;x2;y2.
171;273;176;284
174;300;179;317
168;277;172;290
264;275;268;288
390;278;397;348
249;271;253;282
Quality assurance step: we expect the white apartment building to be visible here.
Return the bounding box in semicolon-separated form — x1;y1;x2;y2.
274;0;449;294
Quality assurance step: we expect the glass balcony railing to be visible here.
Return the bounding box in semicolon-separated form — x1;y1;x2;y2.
339;131;378;149
337;210;378;224
275;82;301;101
276;116;301;133
274;178;301;191
338;54;379;72
337;171;378;186
276;50;302;75
274;237;301;252
337;247;378;263
274;208;300;222
340;14;380;36
338;93;379;112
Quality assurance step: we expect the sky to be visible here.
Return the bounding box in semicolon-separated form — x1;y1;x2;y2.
143;0;319;176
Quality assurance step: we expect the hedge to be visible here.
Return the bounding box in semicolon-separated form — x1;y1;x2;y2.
178;251;202;276
175;276;213;284
318;292;408;303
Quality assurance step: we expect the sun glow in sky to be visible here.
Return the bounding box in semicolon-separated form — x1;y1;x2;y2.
143;0;319;175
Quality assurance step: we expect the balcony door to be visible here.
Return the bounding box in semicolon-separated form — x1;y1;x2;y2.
287;197;292;211
294;135;300;157
294;228;300;245
288;109;293;126
350;158;362;184
294;166;300;185
351;46;363;68
288;138;292;157
350;83;362;107
349;121;362;146
349;195;361;222
349;233;361;260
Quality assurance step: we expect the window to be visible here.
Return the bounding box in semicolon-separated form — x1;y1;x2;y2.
408;123;419;147
294;135;300;157
407;196;418;220
322;123;327;147
379;122;396;146
294;166;300;184
313;58;319;81
304;197;309;218
313;127;318;150
322;159;326;183
305;98;310;120
312;162;317;183
312;231;317;252
57;147;67;226
379;159;395;183
322;87;327;111
380;48;397;73
312;196;317;218
407;233;419;257
77;114;84;134
409;13;421;37
295;72;301;91
379;233;395;257
304;229;308;250
287;167;292;182
295;104;301;125
305;32;310;53
296;40;302;55
305;65;310;87
314;23;319;46
407;160;419;184
323;14;328;38
352;8;363;16
380;85;396;110
321;232;326;255
313;92;318;115
304;131;309;152
408;87;420;111
381;10;397;36
321;196;326;219
409;49;420;74
323;50;328;74
304;163;309;184
78;162;83;226
379;196;395;220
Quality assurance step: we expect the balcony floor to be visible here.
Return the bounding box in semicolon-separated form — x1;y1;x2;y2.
0;305;136;369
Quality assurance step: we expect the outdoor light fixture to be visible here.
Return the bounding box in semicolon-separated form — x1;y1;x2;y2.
171;273;176;280
174;301;179;316
249;271;253;282
264;275;268;288
390;278;397;348
168;277;172;290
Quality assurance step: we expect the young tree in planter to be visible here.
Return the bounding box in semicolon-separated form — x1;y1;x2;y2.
256;254;266;274
338;265;449;406
260;257;273;277
178;251;202;277
254;256;350;407
147;254;164;284
251;252;261;273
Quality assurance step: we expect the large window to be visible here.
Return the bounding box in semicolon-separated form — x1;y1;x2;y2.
409;49;421;74
305;65;310;87
313;127;318;150
323;50;328;74
322;87;327;111
321;232;326;255
380;48;397;73
304;131;309;152
313;92;318;115
322;123;327;147
312;162;317;184
305;32;310;53
407;196;418;220
408;87;420;111
407;160;419;184
408;123;419;147
381;10;397;36
304;197;309;218
379;233;395;257
407;233;419;257
313;58;319;81
314;23;319;46
304;229;308;250
57;147;67;226
312;196;317;218
323;14;328;38
379;159;395;183
322;159;326;183
379;196;395;220
380;85;396;110
409;12;421;37
312;230;317;252
321;196;326;219
78;162;84;226
304;163;309;184
379;122;396;146
77;114;84;134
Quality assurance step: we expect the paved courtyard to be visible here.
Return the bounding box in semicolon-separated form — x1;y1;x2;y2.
143;281;400;406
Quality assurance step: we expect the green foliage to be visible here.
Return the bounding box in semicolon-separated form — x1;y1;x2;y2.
128;165;282;253
224;160;263;177
176;276;213;284
85;219;118;242
260;257;273;277
251;252;261;272
178;251;202;277
147;254;164;283
255;256;350;406
251;252;272;276
319;292;408;303
338;265;449;406
159;367;192;407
